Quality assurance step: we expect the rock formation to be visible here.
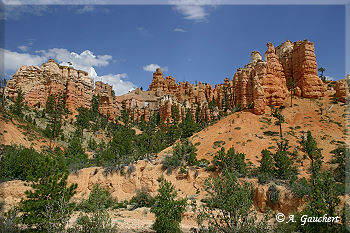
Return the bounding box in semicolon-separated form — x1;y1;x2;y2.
5;39;327;122
334;74;350;103
94;81;119;120
5;59;94;116
276;40;326;98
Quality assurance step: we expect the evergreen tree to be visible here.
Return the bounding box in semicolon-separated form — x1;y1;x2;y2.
45;94;65;149
19;155;77;232
180;109;197;138
151;176;187;233
121;100;129;125
259;149;274;174
287;77;295;107
197;170;271;232
65;137;89;172
272;107;285;138
75;107;91;136
0;78;7;111
195;104;201;123
171;104;180;124
303;131;323;177
91;95;100;119
208;97;216;112
273;150;293;179
330;146;349;183
11;89;24;117
318;67;326;82
212;147;247;176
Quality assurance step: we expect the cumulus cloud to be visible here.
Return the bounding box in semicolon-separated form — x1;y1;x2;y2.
3;47;112;73
1;48;48;71
99;73;136;95
76;5;95;14
143;64;168;72
171;0;218;22
2;47;135;95
37;48;112;72
18;45;29;52
174;28;186;32
1;5;49;20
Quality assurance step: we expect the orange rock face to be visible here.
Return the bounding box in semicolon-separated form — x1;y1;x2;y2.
5;59;94;115
334;75;349;103
94;81;119;120
276;40;326;98
5;39;327;122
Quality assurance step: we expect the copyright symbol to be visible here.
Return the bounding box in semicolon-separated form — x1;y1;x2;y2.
276;213;285;223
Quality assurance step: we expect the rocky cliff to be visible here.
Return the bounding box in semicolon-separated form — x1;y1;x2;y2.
334;74;350;103
5;39;327;122
5;59;95;116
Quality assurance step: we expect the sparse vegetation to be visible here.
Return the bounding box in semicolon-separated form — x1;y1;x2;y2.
130;187;155;209
212;140;225;149
151;176;187;233
196;170;272;232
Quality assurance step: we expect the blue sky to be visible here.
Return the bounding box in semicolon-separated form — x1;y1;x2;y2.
1;4;346;95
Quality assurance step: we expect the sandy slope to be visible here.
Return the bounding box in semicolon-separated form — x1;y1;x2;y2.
190;90;347;177
0;90;347;231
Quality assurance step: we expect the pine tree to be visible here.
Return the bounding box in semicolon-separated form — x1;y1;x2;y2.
259;149;274;176
11;89;24;117
0;78;7;111
151;176;187;233
287;77;295;107
75;107;91;137
303;131;323;177
197;170;271;232
45;94;65;149
19;155;77;232
272;107;285;139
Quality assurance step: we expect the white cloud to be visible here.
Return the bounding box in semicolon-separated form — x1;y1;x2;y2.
1;5;49;20
76;5;95;14
171;0;218;22
171;0;208;22
3;48;113;72
325;76;336;81
174;28;186;32
143;64;168;72
37;48;112;72
2;47;136;96
99;73;136;95
1;48;48;71
174;5;207;21
18;45;29;52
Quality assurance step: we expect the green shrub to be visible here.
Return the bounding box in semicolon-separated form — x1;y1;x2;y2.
0;145;44;181
65;137;89;172
213;140;225;149
212;147;247;176
162;139;198;170
267;184;280;205
0;208;19;233
259;149;274;176
161;154;183;171
197;159;210;168
19;155;77;232
151;176;187;233
196;170;271;232
263;131;279;136
78;184;117;212
130;187;154;209
68;209;117;233
88;137;98;151
290;177;310;198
